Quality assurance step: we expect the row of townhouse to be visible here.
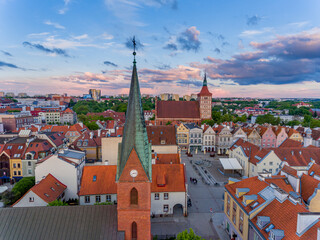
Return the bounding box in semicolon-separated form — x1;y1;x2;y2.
32;108;77;125
176;122;306;155
229;138;320;177
12;125;187;217
223;163;320;240
0;130;67;183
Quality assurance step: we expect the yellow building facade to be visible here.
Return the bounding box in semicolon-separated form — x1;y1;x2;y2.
10;158;23;181
176;123;189;150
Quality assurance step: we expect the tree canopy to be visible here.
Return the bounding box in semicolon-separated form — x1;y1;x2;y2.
176;228;205;240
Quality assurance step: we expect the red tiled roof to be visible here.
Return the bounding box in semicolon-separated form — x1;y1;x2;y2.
32;174;66;203
79;164;186;195
63;108;74;113
154;153;180;164
197;85;212;97
40;125;53;131
51;125;69;134
151;164;186;192
281;165;298;178
274;148;320;166
300;173;320;203
312;129;320;141
308;163;320;176
156;101;200;119
265;175;294;193
146;125;176;145
287;128;300;138
225;176;269;214
24;139;53;159
278;138;303;148
79;165;117;195
251;199;316;240
13;174;66;205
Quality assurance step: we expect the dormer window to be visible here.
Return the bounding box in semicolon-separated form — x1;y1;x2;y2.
18;146;23;149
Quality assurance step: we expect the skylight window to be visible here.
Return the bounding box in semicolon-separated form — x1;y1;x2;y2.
265;224;275;233
50;187;55;191
310;171;315;176
251;202;259;208
44;193;50;197
93;175;97;182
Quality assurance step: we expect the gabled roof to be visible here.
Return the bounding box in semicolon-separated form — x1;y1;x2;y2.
79;164;186;195
308;163;320;177
278;139;303;148
24;139;53;159
153;153;180;164
62;108;74;113
311;129;320;141
146;125;176;145
274;148;320;166
287;128;301;138
300;174;320;203
156;101;200;119
51;125;69;134
281;165;298;178
14;174;66;205
225;176;269;214
79;166;117;195
251;199;319;240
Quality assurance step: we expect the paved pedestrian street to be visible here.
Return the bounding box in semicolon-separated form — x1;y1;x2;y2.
151;151;231;240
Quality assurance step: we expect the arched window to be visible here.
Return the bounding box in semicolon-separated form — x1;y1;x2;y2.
131;222;137;240
130;188;138;205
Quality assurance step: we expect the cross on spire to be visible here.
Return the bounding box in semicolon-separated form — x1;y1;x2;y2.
132;36;137;63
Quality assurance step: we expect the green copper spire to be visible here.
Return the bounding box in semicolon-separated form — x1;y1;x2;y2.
203;72;207;86
116;37;152;181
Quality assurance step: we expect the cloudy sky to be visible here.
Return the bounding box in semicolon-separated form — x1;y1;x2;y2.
1;0;320;97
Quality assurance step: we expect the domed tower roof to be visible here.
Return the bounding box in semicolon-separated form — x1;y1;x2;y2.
198;73;212;97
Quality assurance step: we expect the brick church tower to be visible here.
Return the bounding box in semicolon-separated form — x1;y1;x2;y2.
116;43;152;240
197;73;212;120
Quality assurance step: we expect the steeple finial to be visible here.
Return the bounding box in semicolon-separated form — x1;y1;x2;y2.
132;36;137;64
203;72;207;86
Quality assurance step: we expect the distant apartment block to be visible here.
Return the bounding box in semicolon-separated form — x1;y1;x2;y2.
89;89;101;101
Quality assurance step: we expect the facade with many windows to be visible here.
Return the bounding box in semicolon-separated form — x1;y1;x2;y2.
176;123;189;150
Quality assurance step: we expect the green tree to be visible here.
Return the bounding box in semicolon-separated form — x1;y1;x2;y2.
85;122;99;130
256;114;280;125
201;119;215;126
48;200;68;206
176;228;205;240
212;111;222;124
12;177;35;200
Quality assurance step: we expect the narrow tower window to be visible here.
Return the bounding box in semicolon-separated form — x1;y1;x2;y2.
130;188;138;205
131;221;137;240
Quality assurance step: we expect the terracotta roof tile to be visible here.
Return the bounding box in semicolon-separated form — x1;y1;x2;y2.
147;125;176;145
281;165;298;178
79;165;117;195
156;101;200;119
300;173;320;203
151;164;186;192
153;153;180;164
308;163;320;176
79;164;186;195
13;174;66;205
279;138;303;148
274;148;320;166
251;199;314;240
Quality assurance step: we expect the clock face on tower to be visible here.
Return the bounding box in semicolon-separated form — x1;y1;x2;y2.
130;169;138;178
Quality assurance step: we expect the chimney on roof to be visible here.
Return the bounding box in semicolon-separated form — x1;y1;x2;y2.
90;132;94;139
291;151;294;156
297;213;320;237
299;151;301;155
79;122;83;128
98;129;101;137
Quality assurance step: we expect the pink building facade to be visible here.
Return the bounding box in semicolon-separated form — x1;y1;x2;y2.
261;127;276;148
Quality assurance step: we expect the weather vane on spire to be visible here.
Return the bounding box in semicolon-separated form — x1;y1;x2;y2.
132;36;136;63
